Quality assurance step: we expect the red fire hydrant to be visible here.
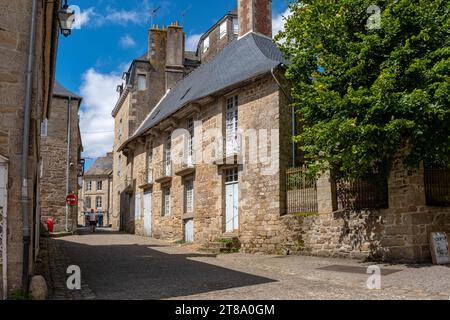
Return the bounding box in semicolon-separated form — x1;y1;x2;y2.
47;218;54;233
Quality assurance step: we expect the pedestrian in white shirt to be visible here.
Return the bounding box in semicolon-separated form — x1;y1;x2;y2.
89;209;97;233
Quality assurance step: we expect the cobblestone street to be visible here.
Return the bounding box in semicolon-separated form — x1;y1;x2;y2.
44;229;450;300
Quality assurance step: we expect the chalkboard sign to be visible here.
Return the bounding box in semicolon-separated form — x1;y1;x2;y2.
429;232;450;265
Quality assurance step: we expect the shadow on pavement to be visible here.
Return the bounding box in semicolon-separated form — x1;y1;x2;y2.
57;236;277;300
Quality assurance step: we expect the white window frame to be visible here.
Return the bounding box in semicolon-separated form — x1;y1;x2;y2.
85;197;91;209
96;196;102;209
187;117;194;157
203;36;210;53
40;118;48;137
233;18;239;34
163;188;171;216
220;21;227;39
86;181;92;191
97;181;102;191
184;180;194;214
137;74;146;91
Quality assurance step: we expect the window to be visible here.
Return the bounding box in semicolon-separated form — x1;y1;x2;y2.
96;196;102;209
40;118;48;137
203;36;210;53
164;133;172;176
185;180;194;214
85;197;91;209
233;18;239;34
220;21;227;39
118;155;122;177
225;168;239;183
97;181;103;191
226;96;239;154
147;142;153;168
163;188;171;216
187;117;194;157
137;74;146;91
86;181;92;191
118;119;123;140
135;193;141;220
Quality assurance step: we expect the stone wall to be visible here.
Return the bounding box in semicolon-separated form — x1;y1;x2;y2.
0;0;60;295
275;161;450;263
40;96;81;232
200;16;238;63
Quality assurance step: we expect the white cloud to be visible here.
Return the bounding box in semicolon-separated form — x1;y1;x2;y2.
79;69;122;158
119;34;136;48
186;34;202;51
272;8;292;38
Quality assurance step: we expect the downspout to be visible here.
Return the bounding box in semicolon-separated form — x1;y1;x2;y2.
271;66;296;167
21;0;39;292
66;96;72;231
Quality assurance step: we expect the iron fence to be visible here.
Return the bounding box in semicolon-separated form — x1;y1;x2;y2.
424;166;450;206
286;167;318;214
335;175;389;211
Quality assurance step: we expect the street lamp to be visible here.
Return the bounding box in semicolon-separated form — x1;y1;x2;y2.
58;0;75;37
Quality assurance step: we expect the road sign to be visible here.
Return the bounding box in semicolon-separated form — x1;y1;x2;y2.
66;194;78;206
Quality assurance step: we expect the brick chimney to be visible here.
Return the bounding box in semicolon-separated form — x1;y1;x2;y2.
238;0;272;38
148;25;167;68
165;21;185;91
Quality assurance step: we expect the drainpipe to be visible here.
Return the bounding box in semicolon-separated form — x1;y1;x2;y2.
271;66;296;167
20;0;39;292
66;96;72;232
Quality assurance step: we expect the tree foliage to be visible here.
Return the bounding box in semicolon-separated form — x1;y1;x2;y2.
277;0;450;178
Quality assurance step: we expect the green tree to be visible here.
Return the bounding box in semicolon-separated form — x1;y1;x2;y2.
277;0;450;179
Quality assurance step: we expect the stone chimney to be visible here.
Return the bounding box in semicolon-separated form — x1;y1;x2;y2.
237;0;272;38
148;25;167;68
165;21;185;91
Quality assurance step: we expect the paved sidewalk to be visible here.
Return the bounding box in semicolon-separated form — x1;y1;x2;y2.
48;229;450;300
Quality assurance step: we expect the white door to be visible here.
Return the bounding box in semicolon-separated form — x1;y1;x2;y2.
143;190;152;236
184;219;194;242
225;168;239;233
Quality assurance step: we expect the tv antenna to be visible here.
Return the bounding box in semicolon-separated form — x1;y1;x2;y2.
180;4;192;26
150;6;161;26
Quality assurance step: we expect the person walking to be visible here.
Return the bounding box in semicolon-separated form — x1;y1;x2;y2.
88;209;97;233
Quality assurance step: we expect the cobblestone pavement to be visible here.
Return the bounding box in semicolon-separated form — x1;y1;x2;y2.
52;229;450;300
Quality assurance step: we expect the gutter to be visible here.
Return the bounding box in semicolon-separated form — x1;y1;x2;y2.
20;0;39;292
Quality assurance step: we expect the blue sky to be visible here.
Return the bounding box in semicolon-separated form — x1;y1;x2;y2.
56;0;291;169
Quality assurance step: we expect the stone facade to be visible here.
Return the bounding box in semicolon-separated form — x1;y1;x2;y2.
40;84;82;233
79;153;113;226
111;23;200;231
0;0;61;297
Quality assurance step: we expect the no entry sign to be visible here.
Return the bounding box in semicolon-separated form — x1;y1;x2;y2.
66;193;78;206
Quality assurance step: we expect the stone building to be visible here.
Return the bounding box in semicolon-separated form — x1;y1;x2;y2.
79;153;113;227
112;0;450;263
0;0;61;298
114;0;293;246
110;22;200;231
40;81;83;233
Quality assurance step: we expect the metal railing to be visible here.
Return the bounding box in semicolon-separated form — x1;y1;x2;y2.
154;160;172;181
173;154;195;174
286;167;318;214
335;175;389;211
216;135;242;161
138;168;154;186
424;166;450;206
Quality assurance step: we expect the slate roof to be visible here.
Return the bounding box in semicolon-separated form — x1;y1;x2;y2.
127;32;287;142
53;81;82;100
85;153;113;176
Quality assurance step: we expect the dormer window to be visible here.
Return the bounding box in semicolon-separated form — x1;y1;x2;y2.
220;21;227;39
203;36;210;53
137;74;146;91
233;18;239;34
